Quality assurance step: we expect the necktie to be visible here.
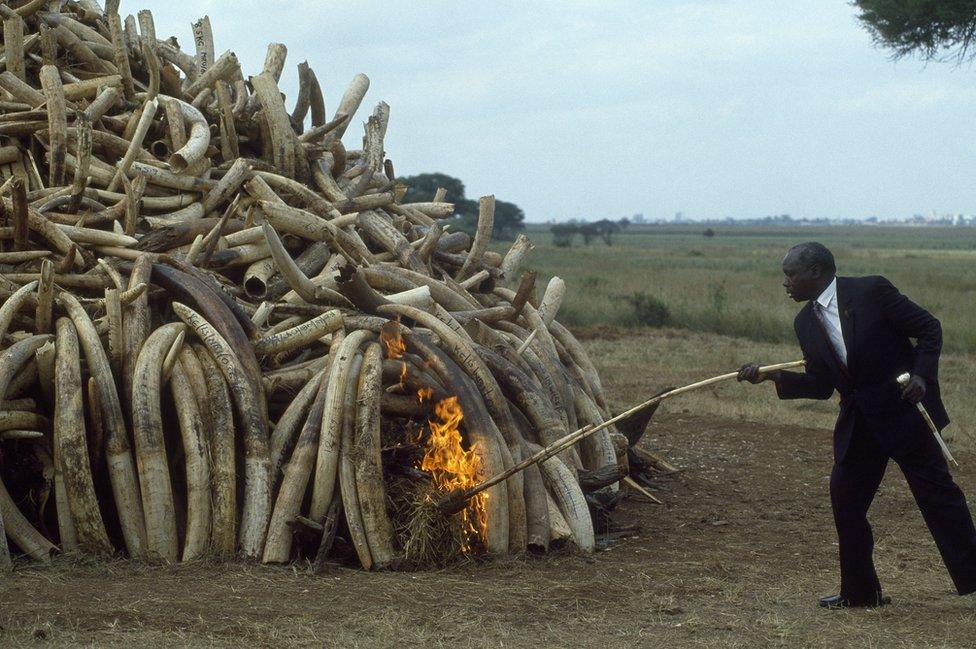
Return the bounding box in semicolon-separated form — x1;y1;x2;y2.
815;302;848;372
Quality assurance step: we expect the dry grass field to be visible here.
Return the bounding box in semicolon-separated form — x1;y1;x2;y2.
3;327;976;648
2;226;974;647
524;224;976;446
523;224;976;353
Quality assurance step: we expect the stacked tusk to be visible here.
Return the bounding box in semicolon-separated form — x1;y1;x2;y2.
0;1;626;572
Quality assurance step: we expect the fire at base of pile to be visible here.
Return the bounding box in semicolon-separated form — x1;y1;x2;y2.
0;2;628;572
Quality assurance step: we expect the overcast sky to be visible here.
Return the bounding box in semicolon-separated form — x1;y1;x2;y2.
148;1;976;222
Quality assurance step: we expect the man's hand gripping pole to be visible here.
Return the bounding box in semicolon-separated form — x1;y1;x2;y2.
896;373;958;467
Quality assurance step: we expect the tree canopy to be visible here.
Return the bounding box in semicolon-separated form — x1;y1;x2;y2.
398;172;525;239
549;219;621;247
855;0;976;61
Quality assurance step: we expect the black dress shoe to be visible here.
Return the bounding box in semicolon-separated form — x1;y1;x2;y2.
818;593;891;609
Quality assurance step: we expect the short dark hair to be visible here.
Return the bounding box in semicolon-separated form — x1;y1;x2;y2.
787;242;836;274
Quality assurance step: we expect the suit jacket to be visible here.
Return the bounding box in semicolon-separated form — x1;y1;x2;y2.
775;275;949;462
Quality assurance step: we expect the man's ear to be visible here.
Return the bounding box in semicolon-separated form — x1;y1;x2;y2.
809;264;822;279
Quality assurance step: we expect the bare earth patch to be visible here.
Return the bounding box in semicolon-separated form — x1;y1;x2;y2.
2;330;974;648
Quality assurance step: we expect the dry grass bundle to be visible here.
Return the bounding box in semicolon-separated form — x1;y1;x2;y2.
387;476;467;570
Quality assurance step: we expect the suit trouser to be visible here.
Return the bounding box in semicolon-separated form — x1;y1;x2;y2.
830;413;976;599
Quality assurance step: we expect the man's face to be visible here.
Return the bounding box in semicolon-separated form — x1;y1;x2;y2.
781;251;823;302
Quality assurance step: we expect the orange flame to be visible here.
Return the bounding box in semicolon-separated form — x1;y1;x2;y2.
420;397;489;552
380;324;406;360
382;320;487;551
381;322;410;390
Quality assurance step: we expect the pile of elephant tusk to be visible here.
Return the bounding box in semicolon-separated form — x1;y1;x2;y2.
0;0;636;571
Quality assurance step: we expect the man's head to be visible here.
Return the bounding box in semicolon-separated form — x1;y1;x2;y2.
781;242;836;302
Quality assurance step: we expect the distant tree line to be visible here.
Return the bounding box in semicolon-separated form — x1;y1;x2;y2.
398;172;525;240
550;218;630;247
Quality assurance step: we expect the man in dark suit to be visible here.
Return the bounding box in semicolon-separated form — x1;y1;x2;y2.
737;242;976;608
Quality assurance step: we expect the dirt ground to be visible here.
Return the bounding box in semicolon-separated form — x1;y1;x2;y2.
3;335;976;647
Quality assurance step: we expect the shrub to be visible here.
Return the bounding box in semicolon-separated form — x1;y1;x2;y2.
623;292;669;327
551;224;578;247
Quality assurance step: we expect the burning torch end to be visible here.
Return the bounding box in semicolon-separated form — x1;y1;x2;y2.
436;488;473;516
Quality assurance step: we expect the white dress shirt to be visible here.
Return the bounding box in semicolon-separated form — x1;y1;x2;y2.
814;277;847;366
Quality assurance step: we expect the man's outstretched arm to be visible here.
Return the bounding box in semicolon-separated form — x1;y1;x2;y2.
738;352;833;400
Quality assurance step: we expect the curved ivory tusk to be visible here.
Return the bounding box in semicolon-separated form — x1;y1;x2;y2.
357;210;425;272
215;80;240;160
0;429;43;441
526;441;594;553
263;332;343;564
54;318;114;556
34;259;55;335
291;61;313;127
108;97;158;194
160;326;186;384
251;309;343;356
122;255;152;418
170;350;213;562
157;94;210;172
549;320;608;413
3;19;26;82
572;385;619;495
103;287;123;377
0;476;57;562
57;224;138;247
194;344;237;559
455;195;494;282
106;11;135;98
338;352;373;569
61;292;147;559
69;113;93;210
172;302;270;559
0;282;38;344
261;222;350;306
182;50;239;98
537;276;566;326
309;329;373;521
384;285;432;308
331;73;369;140
131;323;183;562
0;334;53;399
353;343;396;568
250;72;297;178
0;398;36;411
545;491;573;546
243;258;275;300
268;369;325;484
500;234;534;283
39;65;68;186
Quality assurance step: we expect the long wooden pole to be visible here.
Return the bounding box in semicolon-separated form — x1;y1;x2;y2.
896;372;957;466
437;360;805;514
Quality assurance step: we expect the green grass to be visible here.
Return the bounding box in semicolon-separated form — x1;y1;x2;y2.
510;224;976;354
